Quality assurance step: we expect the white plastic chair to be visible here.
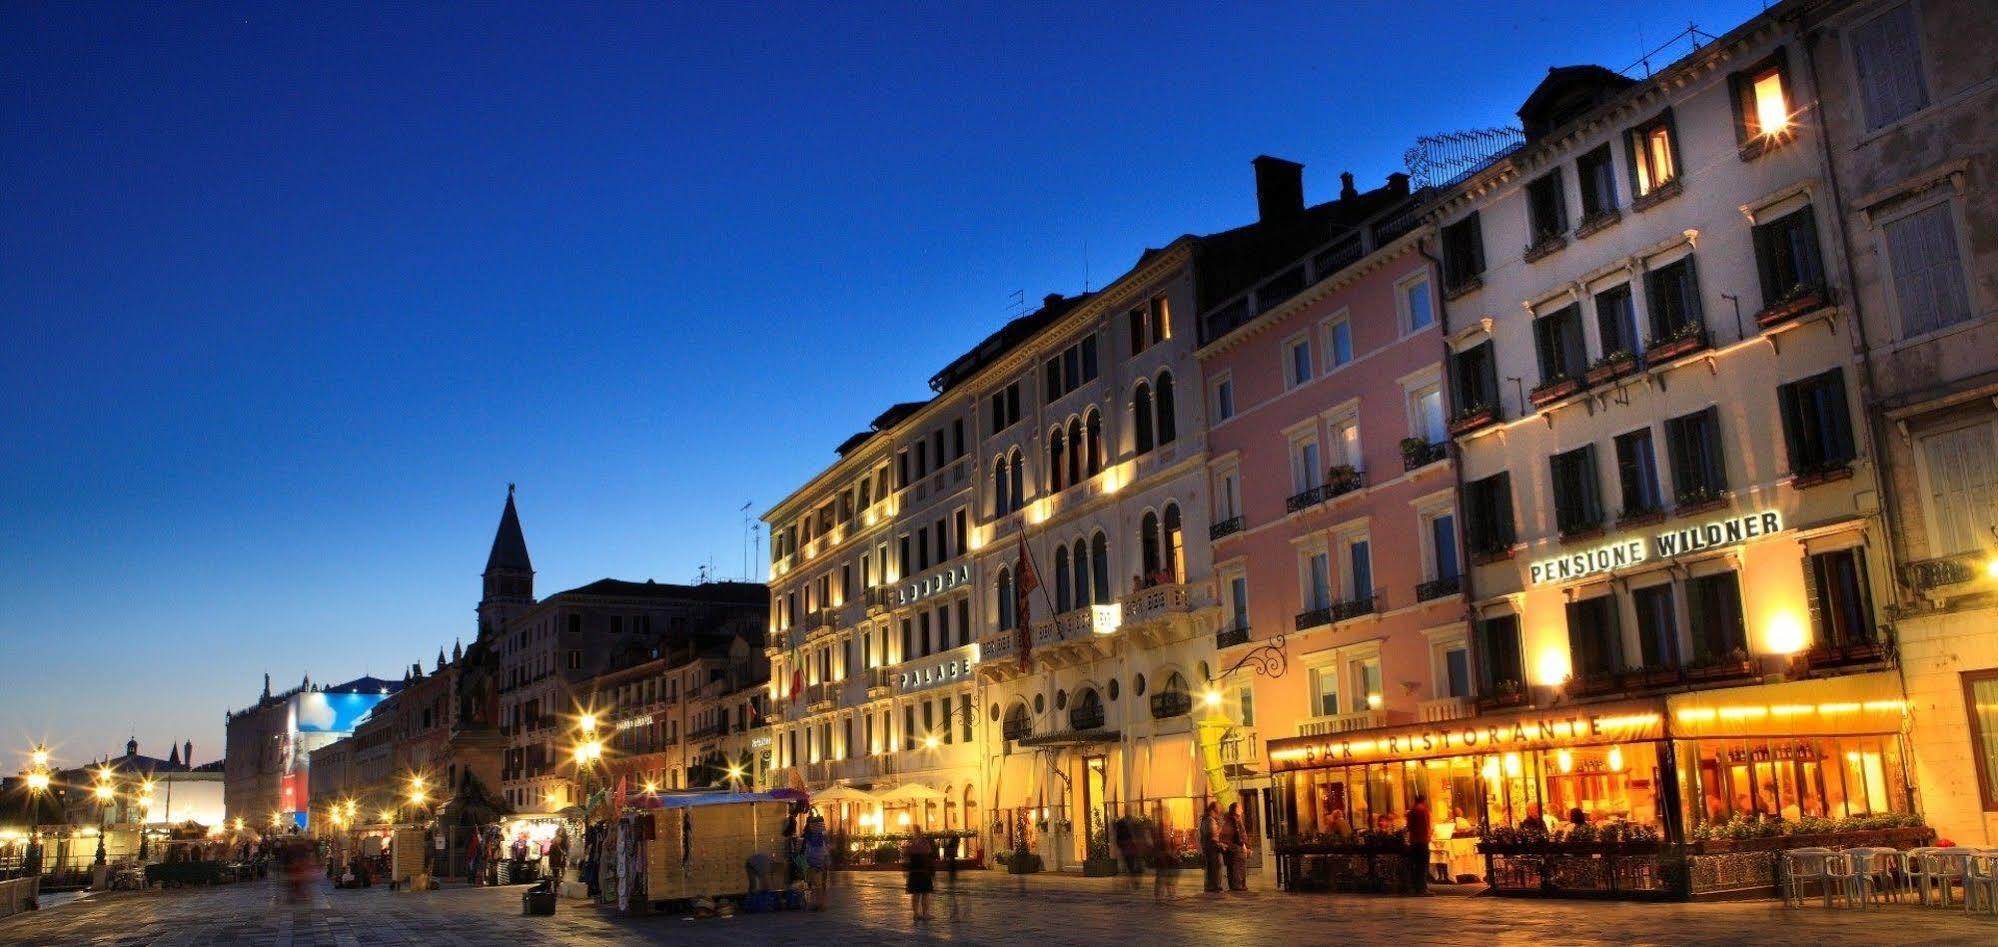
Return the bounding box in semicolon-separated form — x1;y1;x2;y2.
1964;851;1998;915
1843;847;1900;907
1901;847;1940;904
1779;847;1836;908
1823;851;1864;909
1924;848;1976;907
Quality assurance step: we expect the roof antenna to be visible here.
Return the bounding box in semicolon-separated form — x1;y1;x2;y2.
1006;289;1026;318
740;501;753;582
1082;239;1091;293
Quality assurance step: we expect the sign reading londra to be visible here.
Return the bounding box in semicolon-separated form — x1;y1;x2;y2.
1268;701;1666;770
901;564;970;605
1528;509;1783;585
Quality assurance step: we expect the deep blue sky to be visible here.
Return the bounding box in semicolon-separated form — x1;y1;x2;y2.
2;0;1761;768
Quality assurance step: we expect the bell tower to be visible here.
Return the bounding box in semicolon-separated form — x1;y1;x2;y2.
477;484;535;640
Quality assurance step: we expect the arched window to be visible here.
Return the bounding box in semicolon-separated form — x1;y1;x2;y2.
1133;382;1155;454
1162;503;1184;583
1004;703;1031;740
1066;417;1084;485
1090;532;1111;604
1048;428;1066;493
1140;511;1162;582
1070;687;1104;730
996;566;1016;630
1072;538;1090;609
1053;545;1072;613
994;460;1011;516
1009;450;1025;509
1085;409;1103;475
1155;371;1177;444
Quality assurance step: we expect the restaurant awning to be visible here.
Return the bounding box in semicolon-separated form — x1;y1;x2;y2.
1016;729;1122;747
1666;671;1903;740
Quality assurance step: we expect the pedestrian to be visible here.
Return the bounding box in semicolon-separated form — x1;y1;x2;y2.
1405;793;1432;895
509;831;529;882
803;808;830;911
1199;801;1224;893
548;825;569;885
1114;814;1141;882
465;830;484;885
940;831;963;919
1223;802;1249;892
1150;820;1178;903
902;829;937;922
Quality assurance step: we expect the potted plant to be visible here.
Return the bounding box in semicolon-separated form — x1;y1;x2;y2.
1643;320;1708;363
1083;832;1119;876
1755;283;1830;328
1326;464;1362;495
1448;401;1498;436
1523;227;1568;263
1529;372;1583;406
1401;436;1442;470
1583;349;1639;385
1006;850;1043;874
1673;484;1726;515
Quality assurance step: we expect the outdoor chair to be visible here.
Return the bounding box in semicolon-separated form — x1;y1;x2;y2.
1963;851;1998;916
1778;848;1837;908
1922;848;1976;907
1900;847;1940;905
1822;851;1867;909
1841;847;1900;907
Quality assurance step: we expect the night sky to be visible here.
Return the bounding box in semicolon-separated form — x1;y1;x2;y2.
1;0;1761;767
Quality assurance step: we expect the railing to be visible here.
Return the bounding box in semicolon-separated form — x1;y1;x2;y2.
1068;703;1106;731
1121;583;1191;626
1901;553;1980;591
866;586;899;612
1330;593;1380;622
805;681;839;709
1209;516;1245;541
1297;709;1388;736
1286;484;1330;514
1326;468;1365;500
807;608;837;632
1803;638;1888;670
1002;718;1032;741
1417;696;1474;723
1567;659;1757;698
1149;691;1192;720
979;630;1018;661
1216;625;1251;649
1294;606;1333;630
1402;440;1448;471
865;667;894;695
1415;576;1462;602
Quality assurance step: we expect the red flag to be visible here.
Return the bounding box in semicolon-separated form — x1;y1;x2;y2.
1015;537;1038;670
791;668;805;704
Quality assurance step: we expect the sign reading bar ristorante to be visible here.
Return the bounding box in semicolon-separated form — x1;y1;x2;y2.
1528;510;1782;585
1267;702;1665;770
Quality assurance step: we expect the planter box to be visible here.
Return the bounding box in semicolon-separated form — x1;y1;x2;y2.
1583;358;1639;386
1006;853;1043;874
1529;377;1583;407
1448;407;1499;437
1645;331;1708;364
1754;288;1829;329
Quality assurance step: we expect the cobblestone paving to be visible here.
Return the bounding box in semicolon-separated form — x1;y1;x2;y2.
5;870;1997;945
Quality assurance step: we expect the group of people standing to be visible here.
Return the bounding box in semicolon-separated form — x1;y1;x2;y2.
1106;800;1255;903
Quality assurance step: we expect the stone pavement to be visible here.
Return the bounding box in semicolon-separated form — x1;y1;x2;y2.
4;869;1997;945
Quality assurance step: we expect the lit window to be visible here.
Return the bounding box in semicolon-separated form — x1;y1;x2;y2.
1628;112;1677;198
1753;70;1788;135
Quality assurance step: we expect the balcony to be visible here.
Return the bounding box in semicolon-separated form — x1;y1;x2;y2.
1209;515;1245;541
806;608;837;636
1417;696;1475;723
1401;439;1448;472
1297;709;1390;737
1567;658;1757;699
1329;593;1379;623
1801;638;1888;672
1900;552;1981;592
1216;625;1251;649
1414;576;1462;602
1002;717;1032;741
1294;606;1333;631
1068;702;1107;732
979;629;1018;663
687;721;726;742
1149;690;1192;720
1120;582;1192;627
1286;484;1330;514
865;586;899;614
805;681;840;712
865;667;894;699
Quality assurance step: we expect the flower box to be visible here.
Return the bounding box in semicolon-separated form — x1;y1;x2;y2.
1448;404;1498;437
1644;329;1708;364
1754;286;1830;329
1791;464;1854;489
1529;376;1583;407
1583;354;1640;386
1522;233;1568;264
1574;208;1621;240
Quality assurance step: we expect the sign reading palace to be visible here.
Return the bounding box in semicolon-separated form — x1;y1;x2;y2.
1528;510;1782;585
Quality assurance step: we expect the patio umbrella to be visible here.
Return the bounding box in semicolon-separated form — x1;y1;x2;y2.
812;784;877;804
877;783;945;803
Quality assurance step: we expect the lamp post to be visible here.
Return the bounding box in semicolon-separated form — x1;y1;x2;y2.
92;769;115;866
23;745;53;876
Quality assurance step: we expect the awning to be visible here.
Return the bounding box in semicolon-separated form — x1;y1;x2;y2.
1267;699;1666;771
811;784;877;805
876;783;945;803
1666;671;1903;740
1017;729;1122;747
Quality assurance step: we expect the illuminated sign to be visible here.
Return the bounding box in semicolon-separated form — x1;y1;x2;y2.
1268;702;1665;770
1529;510;1782;585
616;715;652;731
902;564;970;605
294;690;392;733
895;644;978;694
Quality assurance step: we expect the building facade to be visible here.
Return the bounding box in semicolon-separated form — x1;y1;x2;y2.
1804;0;1998;846
223;673;401;827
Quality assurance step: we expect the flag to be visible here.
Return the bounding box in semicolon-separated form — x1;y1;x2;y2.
791;668;805;705
1015;536;1038;670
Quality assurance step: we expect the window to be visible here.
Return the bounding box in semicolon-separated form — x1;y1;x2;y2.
1133;382;1155;454
1310;665;1342;717
1349;654;1382;713
1883;201;1972;338
1155;372;1177;445
1411;384;1445;444
1732;53;1794;151
1550;444;1604;535
1085;409;1103;475
1043;337;1098;401
1402;276;1434;332
1305;551;1332;610
1054;545;1072;613
1687;571;1748;661
1162;504;1185;583
1286;336;1314;388
1753;205;1826;310
1141;511;1162;578
954;508;968;556
1533;304;1586;385
1525;169;1567;244
1129;306;1149;355
1645;256;1703;344
1465;472;1515;558
1807;548;1876;649
1428;511;1459;582
1614;428;1664;516
1962;671;1998;811
1778;369;1857;476
1327;315;1354;366
1595;283;1640;357
1215;469;1239;519
1665;407;1728;503
1151;296;1171;344
1228;575;1249;630
1566;595;1623;679
1577;144;1618;221
1345;537;1372;604
1919;422;1998;556
1475;614;1523;694
1290;434;1322;494
1850;3;1929;130
1090;532;1110;604
1009;450;1025;509
995;567;1015;630
1626;110;1679;199
1080;336;1098;382
1329;415;1361;472
1440;213;1485;291
1451;341;1499;414
993;460;1012;517
1632;583;1681;668
989;381;1024;435
1441;642;1471;699
1211;375;1235;421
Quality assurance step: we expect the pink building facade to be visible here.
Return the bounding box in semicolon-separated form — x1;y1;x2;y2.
1197;198;1468;810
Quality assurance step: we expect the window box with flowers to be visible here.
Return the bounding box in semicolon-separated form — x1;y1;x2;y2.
1522;231;1568;264
1475;679;1528;712
1447;402;1499;437
1326;464;1364;498
1583;350;1640;386
1400;437;1447;471
1754;283;1832;329
1529;374;1584;407
1672;485;1728;517
1643;321;1708;364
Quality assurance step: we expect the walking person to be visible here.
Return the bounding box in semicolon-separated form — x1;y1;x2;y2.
940;832;963;919
1199;801;1224;893
1149;820;1178;903
803;809;830;911
902;830;937;922
1405;793;1432;895
465;829;484;885
1223;802;1249;892
1114;814;1141;890
547;825;569;887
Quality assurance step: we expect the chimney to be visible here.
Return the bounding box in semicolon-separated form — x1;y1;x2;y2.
1339;171;1358;201
1387;172;1410;195
1251;155;1305;222
185;740;193;765
1043;292;1065;309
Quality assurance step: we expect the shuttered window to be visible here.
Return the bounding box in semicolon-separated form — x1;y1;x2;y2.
1850;3;1930;130
1920;422;1998;556
1884;202;1971;338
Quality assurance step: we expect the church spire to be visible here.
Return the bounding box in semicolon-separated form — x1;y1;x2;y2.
478;485;536;638
485;484;533;575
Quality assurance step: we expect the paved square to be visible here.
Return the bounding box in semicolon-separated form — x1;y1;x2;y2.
4;870;1997;945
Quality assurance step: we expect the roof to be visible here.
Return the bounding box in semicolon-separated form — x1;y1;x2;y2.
550;578;770;606
484;490;533;574
927;291;1097;395
870;401;933;431
833;431;876;457
1190;174;1411;315
1517;65;1638;141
